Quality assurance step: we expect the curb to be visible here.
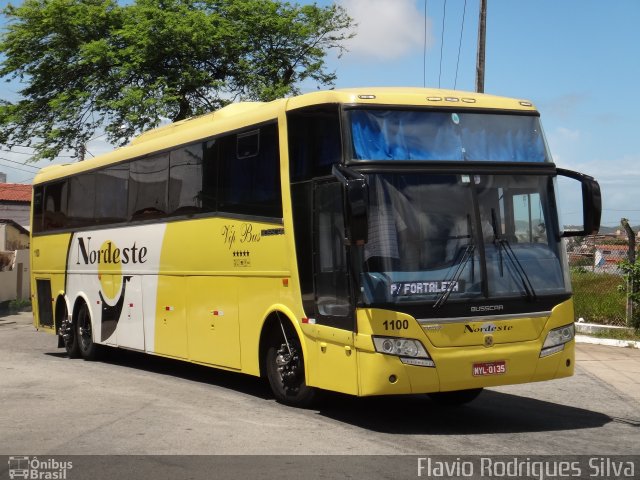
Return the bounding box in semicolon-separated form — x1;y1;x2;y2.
575;334;640;349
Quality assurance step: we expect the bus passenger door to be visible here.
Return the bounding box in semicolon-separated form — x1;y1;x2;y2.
311;180;358;395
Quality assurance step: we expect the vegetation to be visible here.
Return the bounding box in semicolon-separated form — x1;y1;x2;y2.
0;0;355;160
571;269;627;326
588;328;640;342
618;258;640;329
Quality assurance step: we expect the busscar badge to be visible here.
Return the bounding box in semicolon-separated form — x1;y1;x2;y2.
484;335;494;347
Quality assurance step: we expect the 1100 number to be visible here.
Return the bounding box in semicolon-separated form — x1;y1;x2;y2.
383;319;409;331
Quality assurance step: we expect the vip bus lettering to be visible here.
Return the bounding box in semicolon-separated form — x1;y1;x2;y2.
222;225;236;249
240;223;261;244
76;237;147;265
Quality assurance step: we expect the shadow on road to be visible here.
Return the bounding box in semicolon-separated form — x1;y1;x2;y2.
315;390;612;435
45;347;273;400
45;347;612;435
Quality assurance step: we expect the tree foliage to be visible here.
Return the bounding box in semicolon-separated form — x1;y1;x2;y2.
0;0;355;160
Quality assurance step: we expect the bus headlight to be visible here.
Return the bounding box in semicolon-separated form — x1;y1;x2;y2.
540;324;575;357
372;337;435;367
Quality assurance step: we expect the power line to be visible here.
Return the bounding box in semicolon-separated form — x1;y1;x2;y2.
0;157;41;171
0;161;40;175
454;0;467;90
438;0;447;88
0;149;32;156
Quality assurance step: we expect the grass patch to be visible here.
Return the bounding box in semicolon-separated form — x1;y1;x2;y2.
587;329;640;342
571;270;627;325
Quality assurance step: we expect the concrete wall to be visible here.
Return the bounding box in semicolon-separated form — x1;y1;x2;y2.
0;204;30;228
0;223;30;251
0;250;30;302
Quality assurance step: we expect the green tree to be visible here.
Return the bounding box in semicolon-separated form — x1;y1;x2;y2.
0;0;354;160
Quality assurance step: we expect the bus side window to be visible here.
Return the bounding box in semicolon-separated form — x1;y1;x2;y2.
68;173;96;228
288;105;341;182
129;154;169;219
202;140;218;213
43;181;68;231
169;143;204;216
218;123;282;218
95;164;128;224
32;186;44;233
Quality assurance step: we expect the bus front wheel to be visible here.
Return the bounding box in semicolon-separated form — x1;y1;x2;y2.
265;325;316;407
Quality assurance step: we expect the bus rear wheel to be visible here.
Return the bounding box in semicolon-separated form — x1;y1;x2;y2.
76;302;100;361
61;305;80;359
427;388;483;406
265;325;316;407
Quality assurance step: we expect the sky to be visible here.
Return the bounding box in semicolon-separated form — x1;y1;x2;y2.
1;0;639;228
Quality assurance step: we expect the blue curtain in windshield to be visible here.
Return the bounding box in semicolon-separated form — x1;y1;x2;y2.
349;110;548;162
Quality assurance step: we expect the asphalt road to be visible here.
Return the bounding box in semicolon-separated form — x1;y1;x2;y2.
1;312;638;458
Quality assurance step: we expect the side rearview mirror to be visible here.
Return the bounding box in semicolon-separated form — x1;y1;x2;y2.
332;165;369;245
556;168;601;237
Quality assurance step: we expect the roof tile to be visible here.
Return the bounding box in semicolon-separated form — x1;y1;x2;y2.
0;183;31;202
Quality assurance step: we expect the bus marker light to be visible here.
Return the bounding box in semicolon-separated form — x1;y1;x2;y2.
401;357;435;367
165;306;174;311
301;318;316;324
427;97;442;101
445;97;460;102
462;98;476;103
358;95;376;99
282;278;289;287
211;310;224;316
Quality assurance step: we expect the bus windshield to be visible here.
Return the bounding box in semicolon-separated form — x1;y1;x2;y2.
358;173;571;307
348;109;549;162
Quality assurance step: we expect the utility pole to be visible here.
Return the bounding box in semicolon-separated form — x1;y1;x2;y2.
475;0;487;93
621;218;636;326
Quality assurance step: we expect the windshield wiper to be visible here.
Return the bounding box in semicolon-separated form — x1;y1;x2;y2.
490;209;537;301
434;215;475;310
433;244;474;310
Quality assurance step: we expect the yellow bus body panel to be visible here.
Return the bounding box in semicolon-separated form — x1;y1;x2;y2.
30;232;72;332
352;300;575;396
153;217;290;371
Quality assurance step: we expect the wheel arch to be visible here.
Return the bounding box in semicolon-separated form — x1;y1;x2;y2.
53;293;69;334
258;305;308;379
71;293;95;341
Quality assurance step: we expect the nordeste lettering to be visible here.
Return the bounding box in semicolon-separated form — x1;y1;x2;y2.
76;236;147;265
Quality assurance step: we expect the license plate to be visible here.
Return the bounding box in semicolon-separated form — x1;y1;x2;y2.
472;360;506;376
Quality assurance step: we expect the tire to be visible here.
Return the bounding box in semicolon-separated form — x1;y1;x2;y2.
265;325;316;407
60;303;80;359
76;302;100;361
428;388;483;406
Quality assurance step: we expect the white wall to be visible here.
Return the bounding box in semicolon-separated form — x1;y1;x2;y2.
0;204;31;228
0;250;30;303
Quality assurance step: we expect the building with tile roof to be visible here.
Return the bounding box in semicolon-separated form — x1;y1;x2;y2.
0;182;31;228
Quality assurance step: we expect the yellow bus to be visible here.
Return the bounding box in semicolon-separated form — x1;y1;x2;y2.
30;88;601;406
